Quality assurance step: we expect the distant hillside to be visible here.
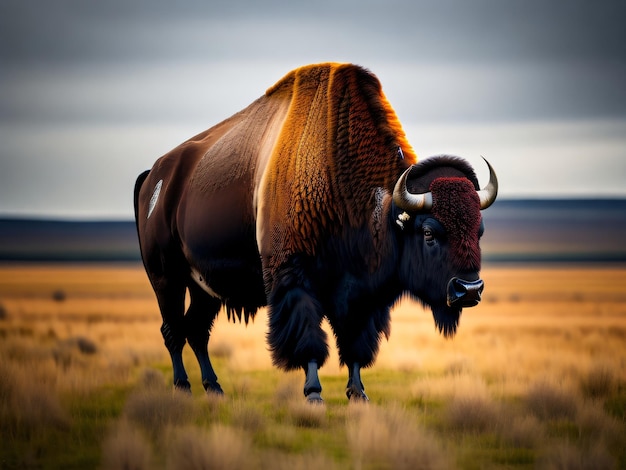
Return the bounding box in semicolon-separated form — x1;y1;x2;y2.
0;219;139;261
479;199;626;262
1;199;625;263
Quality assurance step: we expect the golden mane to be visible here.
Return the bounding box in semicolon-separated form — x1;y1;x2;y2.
259;63;417;271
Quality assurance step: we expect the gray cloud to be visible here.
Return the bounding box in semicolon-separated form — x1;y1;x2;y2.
1;0;625;218
2;0;624;64
3;58;624;127
2;0;625;125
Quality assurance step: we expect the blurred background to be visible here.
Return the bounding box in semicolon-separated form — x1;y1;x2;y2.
1;0;625;261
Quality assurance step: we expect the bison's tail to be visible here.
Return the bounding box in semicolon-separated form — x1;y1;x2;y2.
133;170;150;227
133;170;150;266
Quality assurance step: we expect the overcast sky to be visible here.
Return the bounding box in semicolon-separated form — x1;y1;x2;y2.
1;0;625;219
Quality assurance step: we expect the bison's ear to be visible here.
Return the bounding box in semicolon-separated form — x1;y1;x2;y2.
477;157;498;210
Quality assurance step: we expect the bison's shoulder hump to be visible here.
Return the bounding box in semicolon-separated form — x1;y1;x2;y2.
265;62;379;97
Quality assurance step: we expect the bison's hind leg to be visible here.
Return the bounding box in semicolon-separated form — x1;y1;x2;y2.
152;275;191;392
185;282;224;395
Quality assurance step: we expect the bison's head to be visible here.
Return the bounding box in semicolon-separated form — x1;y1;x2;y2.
392;155;498;337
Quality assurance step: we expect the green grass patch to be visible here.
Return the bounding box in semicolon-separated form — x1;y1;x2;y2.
0;384;132;470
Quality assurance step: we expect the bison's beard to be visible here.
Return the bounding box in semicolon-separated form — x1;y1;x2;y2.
431;305;462;338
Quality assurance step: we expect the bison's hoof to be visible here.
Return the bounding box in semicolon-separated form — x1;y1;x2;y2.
203;381;224;396
346;386;369;402
306;392;324;404
174;380;192;394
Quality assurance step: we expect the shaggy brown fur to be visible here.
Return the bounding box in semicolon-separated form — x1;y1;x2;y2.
259;63;417;272
430;177;482;271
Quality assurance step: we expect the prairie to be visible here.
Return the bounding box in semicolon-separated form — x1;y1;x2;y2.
0;263;625;469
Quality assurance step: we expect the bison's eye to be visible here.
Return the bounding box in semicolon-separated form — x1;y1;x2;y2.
421;219;444;246
423;228;434;244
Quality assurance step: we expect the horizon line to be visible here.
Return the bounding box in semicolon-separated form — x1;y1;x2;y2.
1;196;626;222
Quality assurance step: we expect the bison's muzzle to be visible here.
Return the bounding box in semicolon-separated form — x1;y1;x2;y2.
447;277;484;308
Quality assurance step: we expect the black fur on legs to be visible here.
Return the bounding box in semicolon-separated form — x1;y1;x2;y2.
267;258;329;371
328;303;391;369
267;289;329;370
160;321;191;391
184;282;220;352
161;322;186;356
346;363;369;401
184;282;224;394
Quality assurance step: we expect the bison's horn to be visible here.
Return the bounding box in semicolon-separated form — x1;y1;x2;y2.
477;157;498;210
392;167;433;212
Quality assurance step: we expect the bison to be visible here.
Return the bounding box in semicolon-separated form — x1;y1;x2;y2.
134;63;498;402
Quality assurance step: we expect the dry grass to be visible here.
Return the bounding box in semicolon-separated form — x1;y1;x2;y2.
497;414;544;449
123;388;196;439
101;420;154;470
347;403;452;470
525;380;580;421
0;360;70;435
166;424;254;470
445;389;499;433
536;443;617;470
580;363;616;399
286;400;328;428
0;263;625;468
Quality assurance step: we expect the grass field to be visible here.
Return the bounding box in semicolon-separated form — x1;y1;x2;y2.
0;263;625;469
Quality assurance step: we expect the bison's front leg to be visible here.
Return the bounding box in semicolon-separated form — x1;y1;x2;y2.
266;260;329;403
330;303;391;402
346;362;369;401
303;360;323;403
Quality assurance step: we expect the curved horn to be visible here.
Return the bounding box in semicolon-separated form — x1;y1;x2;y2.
477;157;498;210
392;166;433;212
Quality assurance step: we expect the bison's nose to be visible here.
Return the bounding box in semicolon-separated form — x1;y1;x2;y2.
447;278;484;308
